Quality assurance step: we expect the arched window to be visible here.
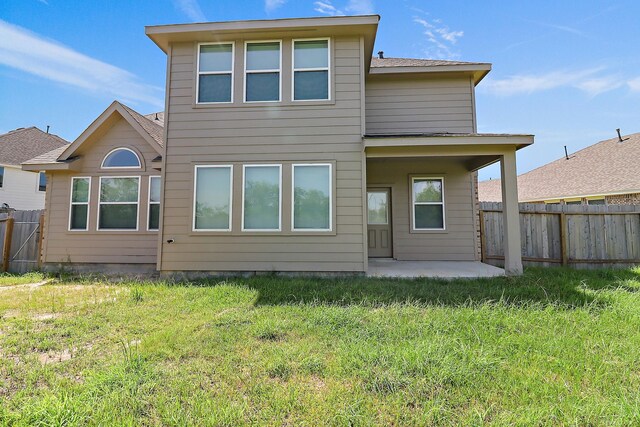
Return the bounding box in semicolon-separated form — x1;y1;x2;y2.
101;148;141;169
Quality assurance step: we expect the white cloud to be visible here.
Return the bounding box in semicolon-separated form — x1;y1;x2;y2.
314;0;374;16
482;68;628;97
314;1;344;16
345;0;374;15
628;77;640;92
265;0;286;12
576;76;624;96
413;16;463;60
172;0;206;22
0;20;164;107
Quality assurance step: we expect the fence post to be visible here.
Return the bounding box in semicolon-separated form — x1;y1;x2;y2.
3;217;14;272
560;212;568;266
479;210;486;262
37;214;45;268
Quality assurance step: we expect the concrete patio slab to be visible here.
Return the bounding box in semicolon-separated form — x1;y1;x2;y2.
367;259;505;279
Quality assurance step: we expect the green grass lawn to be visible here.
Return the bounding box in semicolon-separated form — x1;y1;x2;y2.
1;268;640;426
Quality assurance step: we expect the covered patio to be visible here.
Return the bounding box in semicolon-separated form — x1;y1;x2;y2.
367;258;504;278
364;133;534;276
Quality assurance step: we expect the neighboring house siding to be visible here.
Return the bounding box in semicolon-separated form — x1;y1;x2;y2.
43;118;158;265
367;158;477;261
0;166;46;210
365;76;475;134
160;36;365;272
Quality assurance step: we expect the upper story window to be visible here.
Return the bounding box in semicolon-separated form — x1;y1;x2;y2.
197;43;234;103
244;41;281;102
293;39;330;101
101;148;141;169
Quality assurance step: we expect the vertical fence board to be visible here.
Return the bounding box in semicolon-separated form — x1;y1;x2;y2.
480;203;640;269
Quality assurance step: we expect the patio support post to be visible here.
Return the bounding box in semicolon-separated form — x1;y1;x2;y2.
500;149;523;275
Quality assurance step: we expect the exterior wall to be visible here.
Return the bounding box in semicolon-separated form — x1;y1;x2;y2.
366;158;477;261
364;75;475;134
0;166;46;210
159;36;366;273
42;117;159;265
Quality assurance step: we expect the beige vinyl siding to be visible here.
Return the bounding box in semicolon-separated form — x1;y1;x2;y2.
43;117;159;265
160;36;366;273
367;158;477;261
365;76;475;134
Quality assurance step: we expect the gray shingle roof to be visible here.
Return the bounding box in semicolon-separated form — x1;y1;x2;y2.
370;57;488;68
22;145;69;166
0;127;69;166
478;132;640;202
120;104;164;147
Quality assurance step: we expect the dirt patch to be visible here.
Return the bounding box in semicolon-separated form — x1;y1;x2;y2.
38;348;73;364
31;312;61;321
0;279;53;292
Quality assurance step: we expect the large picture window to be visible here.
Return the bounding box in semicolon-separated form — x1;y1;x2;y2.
69;177;90;231
98;177;140;230
242;165;281;231
148;176;161;231
293;39;330;101
193;165;233;231
197;43;234;103
245;41;281;102
292;164;331;231
411;177;445;230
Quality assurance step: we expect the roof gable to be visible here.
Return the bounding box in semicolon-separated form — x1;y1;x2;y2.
58;101;163;162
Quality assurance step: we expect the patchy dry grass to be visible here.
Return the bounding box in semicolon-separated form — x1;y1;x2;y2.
1;268;640;425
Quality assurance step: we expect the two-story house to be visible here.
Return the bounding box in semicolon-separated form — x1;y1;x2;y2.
23;15;532;276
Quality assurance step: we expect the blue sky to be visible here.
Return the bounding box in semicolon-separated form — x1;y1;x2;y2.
1;0;639;180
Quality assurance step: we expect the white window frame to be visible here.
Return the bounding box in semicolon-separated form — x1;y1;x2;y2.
241;164;282;232
0;166;6;189
97;176;141;232
192;165;234;232
196;42;235;105
100;147;142;170
291;163;333;232
147;175;161;231
411;177;446;231
292;38;331;102
243;40;282;103
68;176;91;232
37;171;46;192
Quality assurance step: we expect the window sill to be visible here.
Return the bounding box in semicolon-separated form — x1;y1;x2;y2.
66;230;158;235
409;229;448;235
192;99;335;109
189;230;337;237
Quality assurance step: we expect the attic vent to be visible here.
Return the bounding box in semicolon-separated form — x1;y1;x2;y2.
377;51;384;59
155;113;159;121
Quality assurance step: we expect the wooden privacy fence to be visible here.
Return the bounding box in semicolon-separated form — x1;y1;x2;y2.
0;210;45;274
480;202;640;268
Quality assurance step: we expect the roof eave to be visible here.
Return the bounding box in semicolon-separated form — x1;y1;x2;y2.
21;157;80;172
145;15;380;54
369;63;492;85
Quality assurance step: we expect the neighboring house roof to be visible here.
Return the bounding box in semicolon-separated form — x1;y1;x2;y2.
0;127;68;167
144;111;164;126
478;132;640;202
